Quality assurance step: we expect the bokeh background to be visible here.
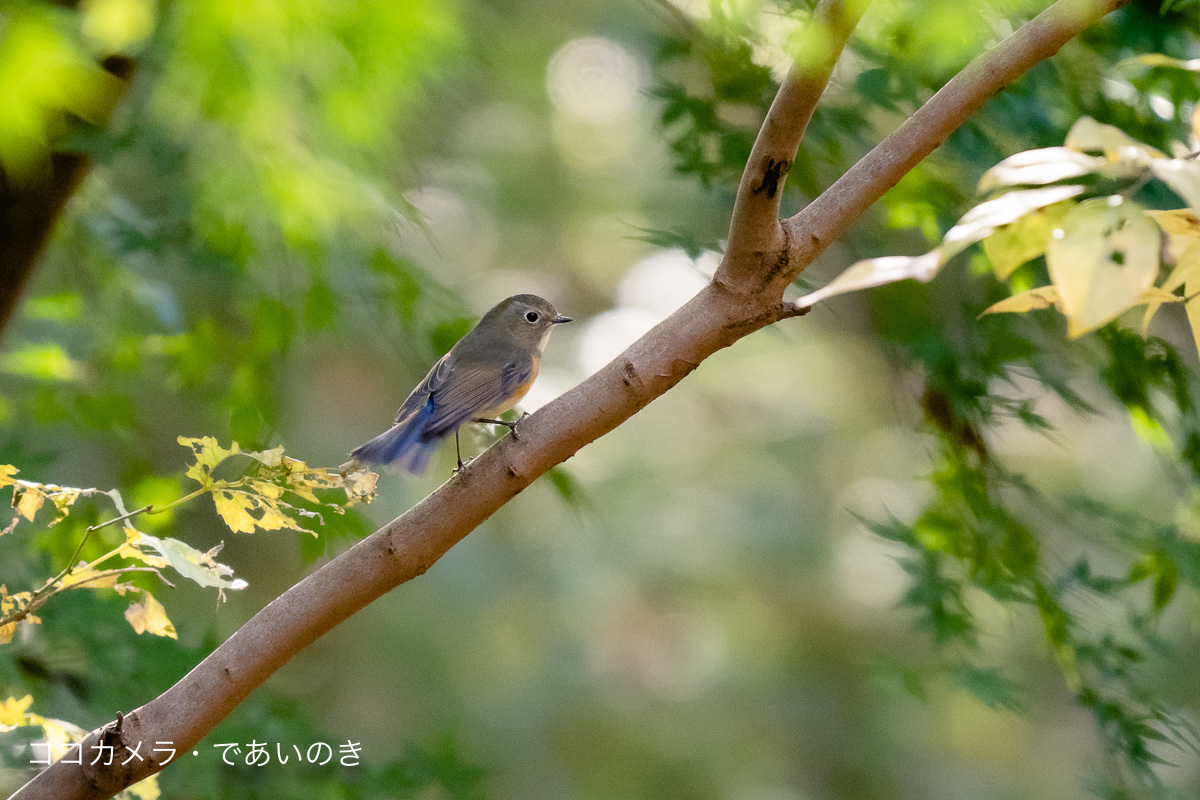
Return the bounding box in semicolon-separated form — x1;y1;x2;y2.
2;0;1200;798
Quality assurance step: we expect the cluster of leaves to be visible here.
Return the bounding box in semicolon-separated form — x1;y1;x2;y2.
0;0;466;463
0;438;377;795
653;2;1200;795
844;68;1200;800
0;438;376;645
178;436;377;535
0;695;159;800
869;443;1200;788
798;113;1200;353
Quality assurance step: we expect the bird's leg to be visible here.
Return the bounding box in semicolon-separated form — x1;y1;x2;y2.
473;412;529;440
454;429;465;473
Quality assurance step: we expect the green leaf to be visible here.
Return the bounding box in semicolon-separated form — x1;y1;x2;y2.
0;344;86;382
951;665;1025;712
122;528;248;592
630;226;718;260
430;317;473;355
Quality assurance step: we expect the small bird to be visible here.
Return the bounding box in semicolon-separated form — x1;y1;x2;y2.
349;294;572;473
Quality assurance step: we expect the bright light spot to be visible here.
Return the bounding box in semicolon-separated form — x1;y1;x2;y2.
546;37;641;123
578;308;658;376
551;113;635;172
618;249;714;320
81;0;156;55
1102;78;1137;104
832;517;909;609
394;187;497;275
665;0;709;19
519;369;573;413
1149;94;1175;120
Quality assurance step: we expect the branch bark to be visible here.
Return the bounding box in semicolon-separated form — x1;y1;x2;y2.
718;0;868;291
0;55;134;342
781;0;1129;291
11;0;1128;797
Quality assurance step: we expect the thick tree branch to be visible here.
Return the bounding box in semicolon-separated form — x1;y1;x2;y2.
718;0;868;292
0;56;134;342
781;0;1129;293
11;1;1128;797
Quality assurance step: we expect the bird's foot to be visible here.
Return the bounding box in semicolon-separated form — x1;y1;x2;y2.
474;412;529;440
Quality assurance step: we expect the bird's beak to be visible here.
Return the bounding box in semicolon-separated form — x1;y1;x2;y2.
552;315;573;324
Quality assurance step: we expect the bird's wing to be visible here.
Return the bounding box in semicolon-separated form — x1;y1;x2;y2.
424;357;533;438
392;350;457;424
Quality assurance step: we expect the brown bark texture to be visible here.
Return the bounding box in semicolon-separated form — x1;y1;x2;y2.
9;0;1129;797
0;55;134;342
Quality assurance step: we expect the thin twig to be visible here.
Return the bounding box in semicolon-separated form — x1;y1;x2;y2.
0;566;175;630
87;505;151;532
11;1;1130;798
781;0;1132;280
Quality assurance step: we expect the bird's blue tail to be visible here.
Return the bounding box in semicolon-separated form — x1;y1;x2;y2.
350;399;439;473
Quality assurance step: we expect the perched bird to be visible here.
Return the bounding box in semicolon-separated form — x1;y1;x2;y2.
349;294;572;473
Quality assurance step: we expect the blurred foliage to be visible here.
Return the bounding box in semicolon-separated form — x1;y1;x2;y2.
5;0;1200;799
653;0;1200;796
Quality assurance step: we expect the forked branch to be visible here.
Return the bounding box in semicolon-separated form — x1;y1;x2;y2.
718;0;870;290
12;1;1128;797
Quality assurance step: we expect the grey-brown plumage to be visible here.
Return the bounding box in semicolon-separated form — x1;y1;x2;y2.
350;294;571;472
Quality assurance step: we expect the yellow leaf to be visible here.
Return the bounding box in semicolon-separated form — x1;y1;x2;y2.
1065;117;1166;165
980;286;1061;316
978;147;1104;194
246;445;285;468
1047;197;1160;337
276;461;346;504
212;490;259;534
1150;158;1200;212
0;465;17;488
0;694;34;727
212;489;303;534
1142;243;1200;334
1151;208;1200;260
1118;53;1200;72
13;485;44;521
56;563;120;590
249;479;286;500
0;586;30;614
80;0;156;55
942;185;1086;260
0;622;14;644
982;202;1071;280
44;484;86;525
124;592;177;639
178;436;241;486
120;526;169;568
796;250;943;307
37;716;87;761
122;775;162;800
342;468;378;507
1187;282;1200;365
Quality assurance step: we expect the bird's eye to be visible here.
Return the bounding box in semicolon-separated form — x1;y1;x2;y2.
525;311;540;323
